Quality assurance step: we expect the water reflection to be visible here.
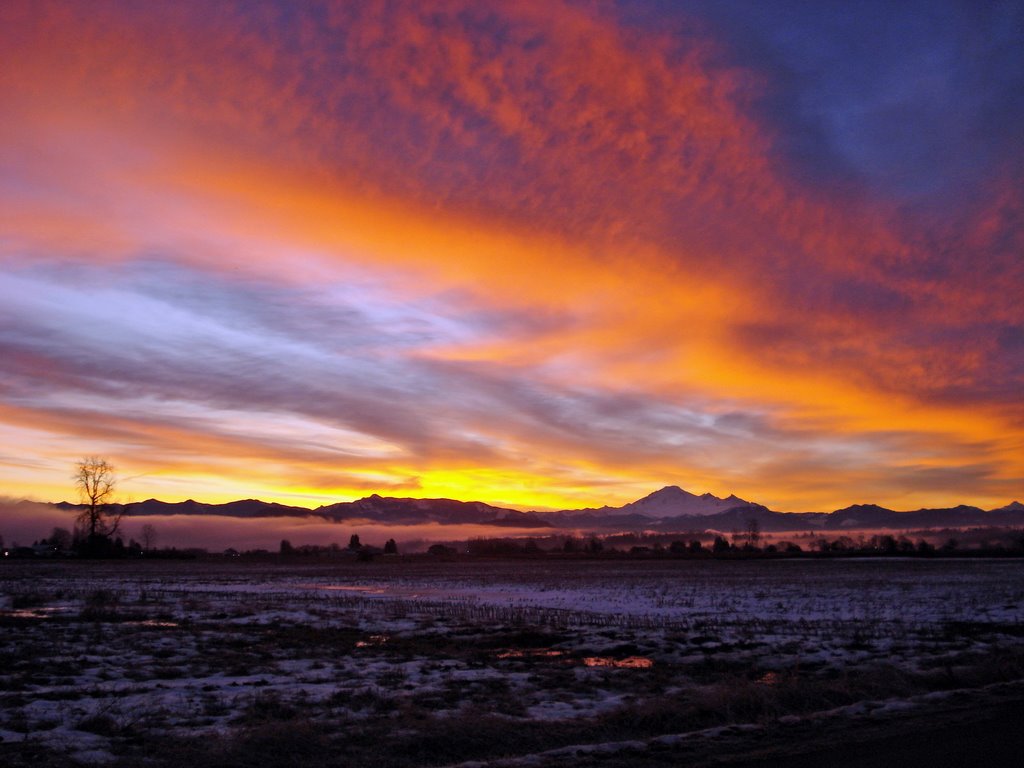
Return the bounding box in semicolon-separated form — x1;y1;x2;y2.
495;649;565;659
582;656;653;668
355;634;390;648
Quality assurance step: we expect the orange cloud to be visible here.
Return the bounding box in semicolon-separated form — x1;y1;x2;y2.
1;0;1021;513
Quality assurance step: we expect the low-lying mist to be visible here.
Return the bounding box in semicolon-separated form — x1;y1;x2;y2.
0;499;552;552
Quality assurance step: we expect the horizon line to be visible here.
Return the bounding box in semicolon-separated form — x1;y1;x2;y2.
27;488;1023;516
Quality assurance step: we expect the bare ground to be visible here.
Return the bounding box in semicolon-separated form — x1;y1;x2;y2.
1;558;1022;767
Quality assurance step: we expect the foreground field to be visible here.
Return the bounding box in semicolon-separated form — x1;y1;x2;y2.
1;558;1023;766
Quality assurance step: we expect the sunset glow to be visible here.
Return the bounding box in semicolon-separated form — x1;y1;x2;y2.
2;0;1022;512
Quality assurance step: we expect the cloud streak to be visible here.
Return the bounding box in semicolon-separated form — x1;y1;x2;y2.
1;0;1021;512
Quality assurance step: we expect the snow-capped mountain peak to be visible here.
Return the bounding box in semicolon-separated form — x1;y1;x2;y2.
620;486;754;517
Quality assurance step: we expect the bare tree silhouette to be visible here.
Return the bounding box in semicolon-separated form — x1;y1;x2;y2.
140;523;158;552
74;456;122;542
745;518;761;549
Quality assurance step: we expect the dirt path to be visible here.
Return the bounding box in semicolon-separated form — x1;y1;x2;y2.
745;699;1024;768
473;683;1024;768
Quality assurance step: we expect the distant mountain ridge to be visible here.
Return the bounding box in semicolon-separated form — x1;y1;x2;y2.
621;485;752;517
315;494;552;528
542;486;755;521
54;495;553;528
49;489;1024;532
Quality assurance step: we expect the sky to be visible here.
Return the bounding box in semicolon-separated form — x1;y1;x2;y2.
1;0;1022;514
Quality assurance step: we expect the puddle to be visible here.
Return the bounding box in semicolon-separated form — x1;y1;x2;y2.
304;584;456;601
355;634;390;648
582;656;654;669
309;585;389;595
2;606;73;620
495;649;651;668
126;620;180;628
496;649;566;659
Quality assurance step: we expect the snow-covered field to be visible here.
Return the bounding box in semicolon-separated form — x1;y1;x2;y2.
1;558;1023;766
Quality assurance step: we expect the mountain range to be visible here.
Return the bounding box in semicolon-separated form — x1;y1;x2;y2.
50;487;1024;533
